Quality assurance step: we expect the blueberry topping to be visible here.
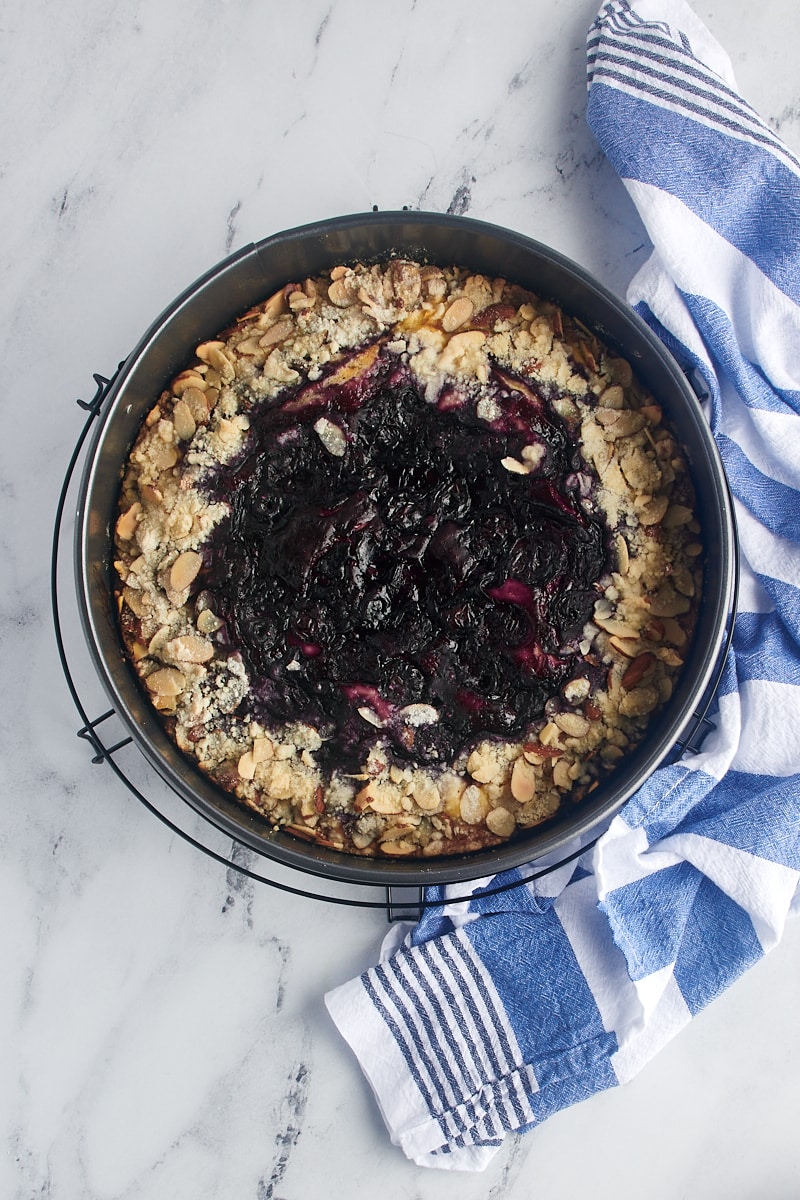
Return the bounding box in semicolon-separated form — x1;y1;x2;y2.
199;348;608;767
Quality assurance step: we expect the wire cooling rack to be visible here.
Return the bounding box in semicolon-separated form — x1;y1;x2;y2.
52;367;734;919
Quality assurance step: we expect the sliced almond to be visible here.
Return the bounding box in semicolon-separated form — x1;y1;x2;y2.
169;551;202;593
182;386;212;424
172;400;196;442
599;384;625;409
122;585;148;618
636;494;669;526
485;807;516;838
460;785;489;824
594;615;639;639
196;343;235;379
501;456;530;475
442;296;474;332
164;633;214;664
259;317;294;348
619;685;660;718
328;277;357;307
662;504;694;528
608;635;642;658
597;409;646;438
648;586;691;618
380;840;416;856
365;789;404;816
214;348;236;379
661;617;687;647
672;564;696;597
196;609;222;634
554;712;590;738
380;823;418;844
252;736;274;763
410;776;442;812
357;706;384;728
145;667;186;698
116;502;141;541
287;288;311;312
552;757;573;790
621;652;656;690
539;721;561;747
259;288;289;321
615;532;630;575
139;484;163;507
314;416;347;457
606;357;634;387
171;372;207;396
237;751;257;780
195;340;225;362
147;626;172;657
466;748;500;784
563;676;590;705
510;757;536;803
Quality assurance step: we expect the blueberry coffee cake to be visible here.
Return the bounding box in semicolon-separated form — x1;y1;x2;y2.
113;259;702;858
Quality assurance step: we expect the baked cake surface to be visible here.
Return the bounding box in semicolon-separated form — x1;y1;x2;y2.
113;259;702;858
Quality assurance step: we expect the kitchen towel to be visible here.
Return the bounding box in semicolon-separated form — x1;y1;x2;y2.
325;0;800;1170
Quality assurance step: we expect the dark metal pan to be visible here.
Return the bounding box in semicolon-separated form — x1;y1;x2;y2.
75;211;737;887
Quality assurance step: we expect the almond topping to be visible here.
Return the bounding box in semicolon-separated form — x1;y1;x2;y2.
169;551;202;593
501;456;530;475
486;807;516;838
662;504;694;528
619;685;660;718
554;712;590;738
636;495;669;526
237;751;257;780
608;635;642;658
466;749;500;784
172;400;196;442
145;667;186;698
115;503;141;541
165;634;214;664
314;416;347;457
260;317;294;348
328;278;357;307
510;757;537;803
460;785;489;824
442;296;474;332
621;652;656;690
552;757;573;790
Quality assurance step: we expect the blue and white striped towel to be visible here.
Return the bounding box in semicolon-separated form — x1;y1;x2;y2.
325;0;800;1170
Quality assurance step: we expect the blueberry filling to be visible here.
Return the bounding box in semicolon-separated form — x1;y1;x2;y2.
199;347;608;767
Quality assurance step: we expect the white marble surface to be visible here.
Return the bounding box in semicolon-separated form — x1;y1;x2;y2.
3;1;800;1195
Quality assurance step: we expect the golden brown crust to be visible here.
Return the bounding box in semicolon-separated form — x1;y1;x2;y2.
113;260;702;858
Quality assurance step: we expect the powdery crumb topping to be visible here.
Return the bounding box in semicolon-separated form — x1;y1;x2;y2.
114;260;703;859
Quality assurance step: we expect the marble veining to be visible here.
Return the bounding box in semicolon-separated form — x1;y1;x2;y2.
3;1;800;1196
